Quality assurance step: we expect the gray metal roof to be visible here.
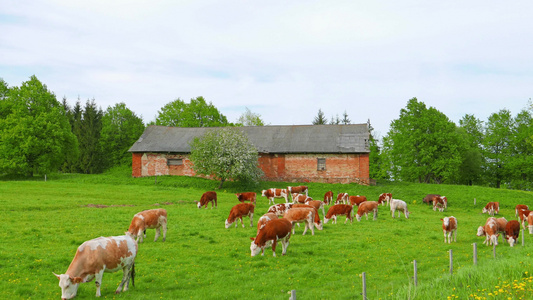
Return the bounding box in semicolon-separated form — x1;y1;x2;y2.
128;124;370;154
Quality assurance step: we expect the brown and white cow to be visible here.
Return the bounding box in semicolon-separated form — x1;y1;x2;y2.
236;192;256;204
441;216;457;243
283;207;319;235
287;185;308;198
477;217;500;246
528;214;533;235
378;193;392;206
305;199;326;216
423;194;440;205
505;220;521;247
518;209;532;229
291;204;324;230
390;199;409;219
335;192;349;204
267;203;293;217
261;188;289;204
54;234;137;299
349;195;367;206
257;212;278;234
197;191;217;209
324;204;353;224
323;191;334;205
225;203;255;228
250;218;292;257
127;209;167;243
515;204;529;217
356;201;379;222
432;196;447;212
482;202;500;216
292;193;311;204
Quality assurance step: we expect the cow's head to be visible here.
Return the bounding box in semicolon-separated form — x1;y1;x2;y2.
54;273;81;299
250;238;262;257
476;226;485;236
195;201;201;209
323;217;330;224
356;214;362;222
261;190;267;197
224;219;233;229
508;236;516;247
314;220;323;230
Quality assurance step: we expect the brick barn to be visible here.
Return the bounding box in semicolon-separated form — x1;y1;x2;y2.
128;124;370;184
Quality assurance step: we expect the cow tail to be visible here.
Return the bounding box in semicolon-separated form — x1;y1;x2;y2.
131;263;135;287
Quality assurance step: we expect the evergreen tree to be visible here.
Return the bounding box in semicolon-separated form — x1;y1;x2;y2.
312;109;327;125
77;99;104;173
342;110;351;124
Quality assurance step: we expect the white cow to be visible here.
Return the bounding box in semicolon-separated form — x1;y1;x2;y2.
390;199;410;218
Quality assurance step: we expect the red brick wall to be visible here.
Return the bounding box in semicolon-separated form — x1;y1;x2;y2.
132;152;369;184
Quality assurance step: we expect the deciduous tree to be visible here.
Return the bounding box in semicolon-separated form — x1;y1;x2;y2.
155;96;228;127
236;107;265;126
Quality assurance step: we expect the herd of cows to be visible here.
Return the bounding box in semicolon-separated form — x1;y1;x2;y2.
53;185;531;299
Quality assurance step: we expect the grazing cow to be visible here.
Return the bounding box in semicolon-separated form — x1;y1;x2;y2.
356;201;379;222
324;204;353;224
390;199;410;219
378;193;392;206
127;209;167;243
250;218;292;257
505;220;521;247
528;214;533;234
283;208;317;235
518;209;532;229
261;188;289;204
516;205;529;217
292;193;311;204
305;199;326;216
432;196;447;212
197;191;217;209
225;203;255;228
349;195;367;206
267;203;293;217
257;213;278;234
482;202;500;216
287;185;308;198
477;217;499;246
324;191;334;205
291;204;323;230
423;194;440;205
54;234;137;299
336;193;349;204
441;216;457;243
236;192;256;204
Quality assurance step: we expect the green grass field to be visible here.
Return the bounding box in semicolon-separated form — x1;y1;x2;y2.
2;169;533;299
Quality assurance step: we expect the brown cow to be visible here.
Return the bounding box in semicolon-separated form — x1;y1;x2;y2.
257;212;278;234
292;193;312;204
519;209;532;229
197;191;217;209
356;201;379;221
305;199;326;216
349;195;367;206
236;192;256;204
477;217;499;246
283;208;318;235
433;196;447;212
54;234;137;299
515;204;529;217
378;193;392;206
287;185;308;197
225;203;255;228
336;193;349;204
423;194;440;205
505;220;521;247
267;203;293;216
324;204;353;224
250;218;292;257
127;209;167;243
482;202;500;216
261;188;289;204
324;191;334;205
441;216;457;243
291;204;323;230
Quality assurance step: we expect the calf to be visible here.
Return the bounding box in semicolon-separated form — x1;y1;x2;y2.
423;194;440;205
356;201;379;221
516;204;529;217
287;185;308;198
477;217;499;246
324;204;353;224
261;188;289;204
292;193;311;204
349;195;367;206
519;209;532;229
283;207;317;235
305;199;326;216
390;199;409;219
441;216;457;243
482;202;500;216
225;203;255;228
505;220;521;247
197;191;217;209
336;193;349;204
127;208;167;243
250;218;292;257
292;204;324;230
54;234;137;299
236;192;256;204
267;203;293;217
432;196;446;212
378;193;392;206
323;191;334;205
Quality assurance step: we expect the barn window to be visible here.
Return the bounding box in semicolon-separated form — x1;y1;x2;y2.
167;158;183;166
317;158;326;171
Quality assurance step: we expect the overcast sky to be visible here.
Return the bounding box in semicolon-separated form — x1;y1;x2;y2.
1;1;532;137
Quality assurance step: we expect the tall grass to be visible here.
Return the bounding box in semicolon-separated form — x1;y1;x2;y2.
2;168;533;299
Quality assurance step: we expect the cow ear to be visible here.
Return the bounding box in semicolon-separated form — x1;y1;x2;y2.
250;237;255;241
53;272;60;280
71;277;83;284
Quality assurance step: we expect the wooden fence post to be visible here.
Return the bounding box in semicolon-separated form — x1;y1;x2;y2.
361;272;367;300
413;260;418;287
290;290;296;300
473;243;477;265
449;249;453;275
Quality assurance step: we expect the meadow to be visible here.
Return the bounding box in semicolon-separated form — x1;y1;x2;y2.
2;168;533;299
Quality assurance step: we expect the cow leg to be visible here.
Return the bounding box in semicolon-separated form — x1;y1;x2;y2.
272;240;278;257
443;230;447;243
162;221;167;242
154;227;161;242
291;223;296;234
373;210;378;220
116;265;132;293
302;222;308;235
281;237;290;256
137;229;144;243
453;230;457;242
95;269;104;297
309;220;314;235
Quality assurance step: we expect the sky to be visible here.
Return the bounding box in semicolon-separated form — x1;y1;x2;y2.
1;0;532;138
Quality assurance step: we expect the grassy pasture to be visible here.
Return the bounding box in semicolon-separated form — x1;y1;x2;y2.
2;170;533;299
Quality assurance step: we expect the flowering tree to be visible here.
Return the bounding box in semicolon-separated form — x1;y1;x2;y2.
189;127;263;188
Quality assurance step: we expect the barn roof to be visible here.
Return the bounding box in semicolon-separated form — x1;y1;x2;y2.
128;124;370;154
